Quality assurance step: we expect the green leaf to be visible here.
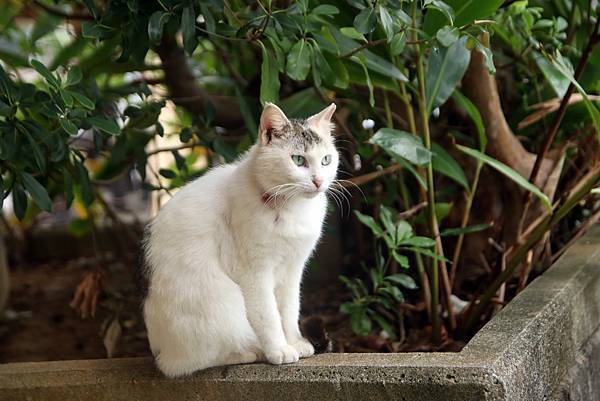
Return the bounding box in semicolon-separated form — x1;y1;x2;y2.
441;223;491;236
452;91;487;151
350;310;372;336
424;0;503;36
354;7;377;34
21;172;52;212
436;26;459;47
259;42;280;105
75;160;94;206
182;5;198;55
30;59;59;87
69;91;95;110
395;220;413;242
60;89;73;107
59;118;78;136
65;66;82;87
457;145;552;210
399;236;437;248
386;273;418;289
200;4;215;33
431;142;469;190
330;28;408;82
378;5;394;42
392;250;409;268
550;50;600;139
159;168;176;179
148;11;169;45
286;39;311;81
389;32;406;56
0;99;12;117
380;286;405;302
424;0;455;26
369;128;432;166
533;52;569;98
353;55;374;107
355;210;385;237
311;4;339;16
372;315;396;339
313;44;340;88
12;184;27;220
340;27;367;42
379;205;396;238
88;116;121;135
425;36;470;114
82;0;98;19
406;247;449;263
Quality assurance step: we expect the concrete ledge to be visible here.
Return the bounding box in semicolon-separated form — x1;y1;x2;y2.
1;226;600;401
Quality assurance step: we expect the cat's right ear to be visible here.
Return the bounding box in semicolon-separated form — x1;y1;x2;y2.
259;103;290;145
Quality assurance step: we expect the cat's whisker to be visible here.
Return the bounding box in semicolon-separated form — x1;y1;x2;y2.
327;186;350;217
334;179;366;201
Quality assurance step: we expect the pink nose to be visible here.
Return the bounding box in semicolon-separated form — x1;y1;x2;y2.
312;177;323;189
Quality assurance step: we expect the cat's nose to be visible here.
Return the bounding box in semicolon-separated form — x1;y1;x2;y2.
312;177;323;189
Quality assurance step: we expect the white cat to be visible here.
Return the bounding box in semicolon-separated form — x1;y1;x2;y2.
141;103;339;377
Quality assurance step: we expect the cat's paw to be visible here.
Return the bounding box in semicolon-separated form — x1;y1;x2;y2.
290;338;315;358
264;344;299;365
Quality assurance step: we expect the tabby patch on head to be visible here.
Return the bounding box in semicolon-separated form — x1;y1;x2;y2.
258;103;336;148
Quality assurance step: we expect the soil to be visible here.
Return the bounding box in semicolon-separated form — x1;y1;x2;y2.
0;252;466;363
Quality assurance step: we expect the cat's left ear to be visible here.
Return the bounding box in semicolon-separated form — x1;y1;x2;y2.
307;103;336;136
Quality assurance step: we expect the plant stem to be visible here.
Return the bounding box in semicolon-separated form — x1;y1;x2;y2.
450;160;483;287
412;2;455;340
465;163;600;333
520;16;600;234
395;59;432;320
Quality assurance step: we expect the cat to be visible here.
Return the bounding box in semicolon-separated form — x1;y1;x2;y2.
141;102;339;377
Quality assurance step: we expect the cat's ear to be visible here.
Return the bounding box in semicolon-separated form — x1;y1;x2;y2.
259;103;290;145
307;103;336;136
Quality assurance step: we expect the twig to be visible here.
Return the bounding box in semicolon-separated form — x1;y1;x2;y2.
521;17;600;232
465;163;600;333
33;0;94;20
341;39;388;58
450;160;484;288
340;164;403;187
397;202;428;220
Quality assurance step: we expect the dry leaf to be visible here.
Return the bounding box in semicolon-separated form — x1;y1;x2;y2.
70;271;103;318
103;317;122;358
518;94;600;130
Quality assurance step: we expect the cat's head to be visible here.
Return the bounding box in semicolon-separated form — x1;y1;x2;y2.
254;103;339;200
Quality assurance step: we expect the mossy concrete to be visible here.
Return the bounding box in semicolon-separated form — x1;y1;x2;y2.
1;226;600;401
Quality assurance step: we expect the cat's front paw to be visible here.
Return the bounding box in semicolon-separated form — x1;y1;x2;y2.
291;338;315;358
265;344;299;365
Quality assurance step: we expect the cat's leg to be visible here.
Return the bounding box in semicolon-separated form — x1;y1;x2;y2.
218;350;260;366
239;272;299;365
276;266;315;358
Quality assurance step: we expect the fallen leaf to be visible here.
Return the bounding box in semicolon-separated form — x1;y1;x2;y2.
70;271;103;318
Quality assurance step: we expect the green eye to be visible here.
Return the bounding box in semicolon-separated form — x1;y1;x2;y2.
321;154;332;166
291;155;306;166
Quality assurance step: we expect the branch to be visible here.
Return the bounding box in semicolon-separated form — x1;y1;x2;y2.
340;164;403;187
33;0;94;20
155;37;244;129
527;17;600;187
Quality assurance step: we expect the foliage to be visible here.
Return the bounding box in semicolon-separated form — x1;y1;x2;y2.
1;0;599;344
340;206;426;338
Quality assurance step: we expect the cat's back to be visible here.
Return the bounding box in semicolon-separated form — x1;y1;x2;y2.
151;163;237;233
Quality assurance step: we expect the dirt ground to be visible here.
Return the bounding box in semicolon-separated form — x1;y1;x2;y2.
0;253;465;363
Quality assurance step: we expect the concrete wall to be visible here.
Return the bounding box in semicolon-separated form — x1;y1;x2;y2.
1;226;599;401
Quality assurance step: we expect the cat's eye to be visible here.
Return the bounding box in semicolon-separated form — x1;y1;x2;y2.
291;155;306;166
321;154;332;166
